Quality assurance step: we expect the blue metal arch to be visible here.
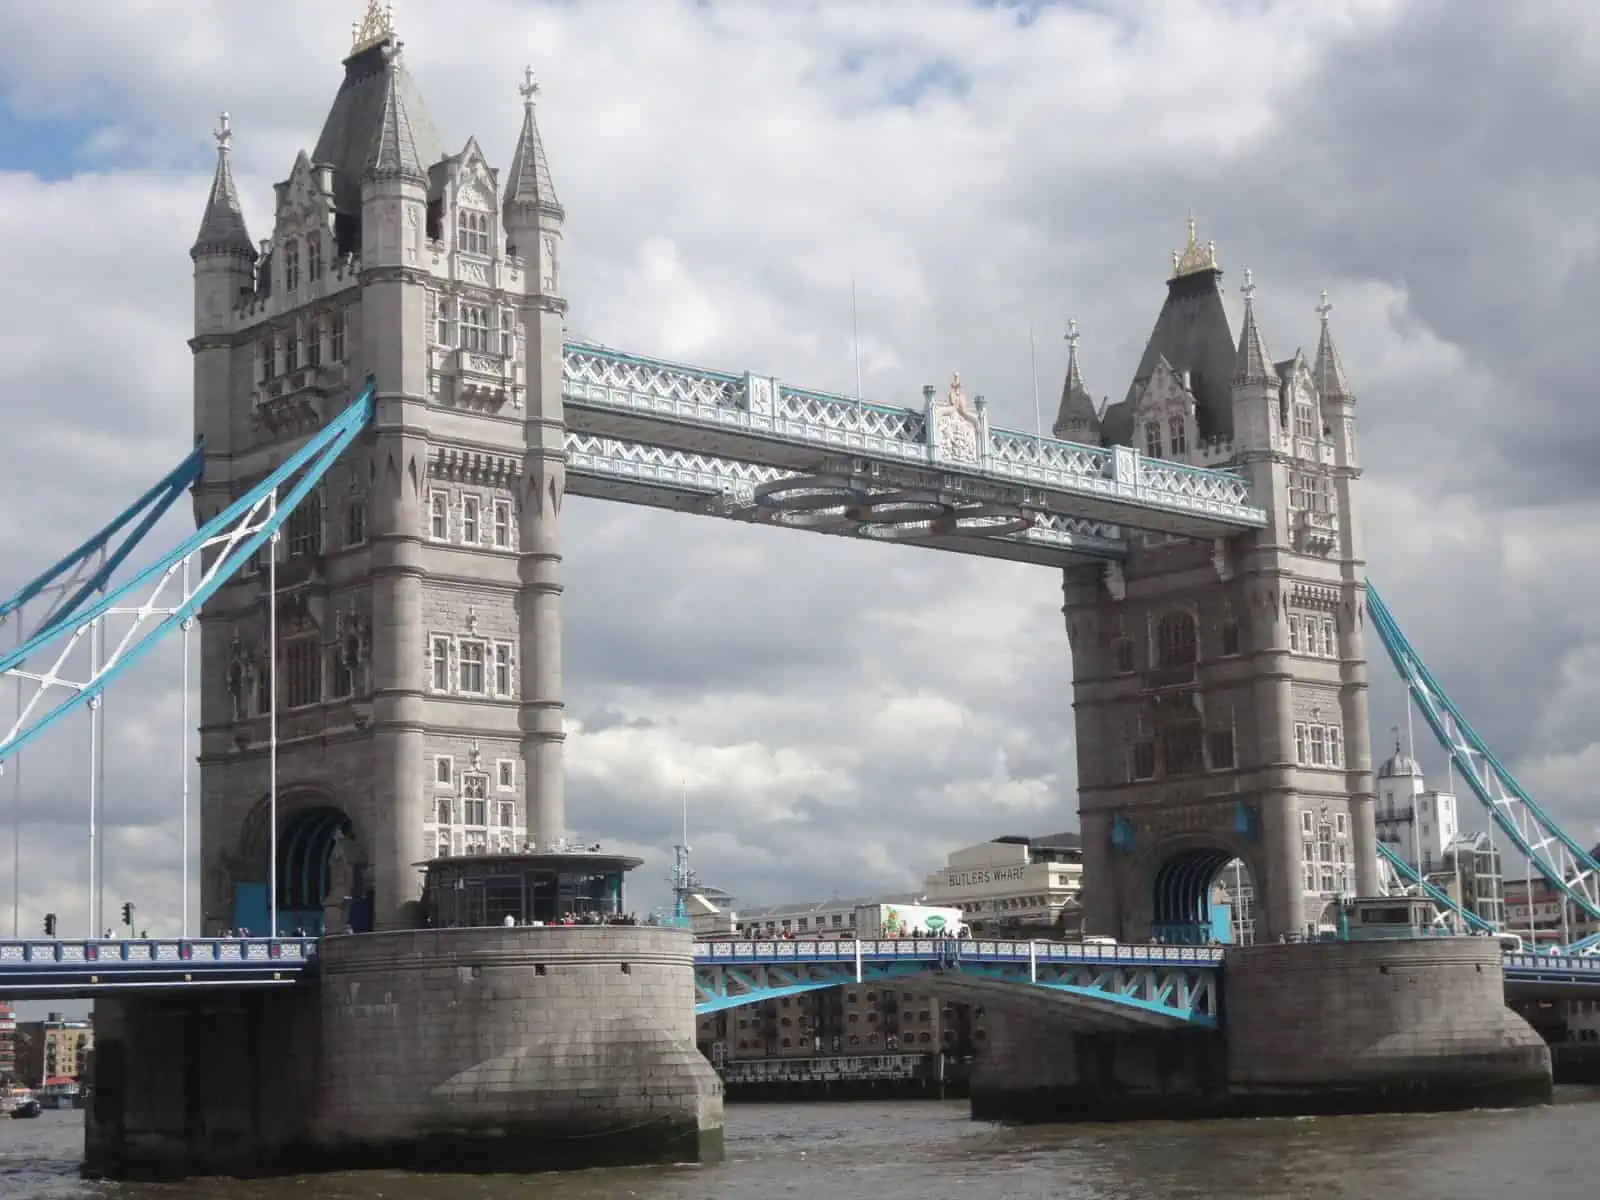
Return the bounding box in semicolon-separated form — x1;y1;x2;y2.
1152;847;1236;944
277;806;353;911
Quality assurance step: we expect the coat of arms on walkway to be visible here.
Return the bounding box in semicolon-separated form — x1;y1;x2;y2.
927;371;983;465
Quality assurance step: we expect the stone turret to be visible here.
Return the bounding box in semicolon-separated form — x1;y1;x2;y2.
1228;268;1278;453
503;68;569;849
1051;318;1101;443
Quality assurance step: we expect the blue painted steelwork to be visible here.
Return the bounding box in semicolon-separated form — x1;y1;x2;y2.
0;384;375;765
1367;583;1600;927
0;937;318;997
1502;951;1600;989
1151;848;1237;946
1374;841;1496;934
0;445;202;636
693;939;1223;1027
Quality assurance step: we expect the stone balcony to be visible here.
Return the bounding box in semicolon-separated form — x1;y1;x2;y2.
252;362;352;437
434;347;522;413
1296;509;1340;555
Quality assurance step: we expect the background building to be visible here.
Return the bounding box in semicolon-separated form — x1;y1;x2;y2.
14;1013;92;1088
0;1002;14;1083
920;832;1084;935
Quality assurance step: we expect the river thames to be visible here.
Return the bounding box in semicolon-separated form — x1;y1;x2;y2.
2;1094;1595;1199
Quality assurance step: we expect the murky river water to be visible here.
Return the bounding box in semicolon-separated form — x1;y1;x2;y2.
3;1094;1596;1199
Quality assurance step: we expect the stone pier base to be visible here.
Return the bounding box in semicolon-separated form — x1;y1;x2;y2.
85;926;722;1179
970;937;1550;1125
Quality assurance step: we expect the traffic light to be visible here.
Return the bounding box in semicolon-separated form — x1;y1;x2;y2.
121;901;134;927
42;913;56;937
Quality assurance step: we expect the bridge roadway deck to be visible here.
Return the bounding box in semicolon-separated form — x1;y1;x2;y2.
0;937;1593;1002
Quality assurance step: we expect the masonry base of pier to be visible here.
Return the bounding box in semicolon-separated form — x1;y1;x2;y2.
970;938;1552;1124
85;927;723;1180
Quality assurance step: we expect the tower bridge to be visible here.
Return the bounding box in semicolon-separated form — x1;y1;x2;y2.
0;0;1584;1179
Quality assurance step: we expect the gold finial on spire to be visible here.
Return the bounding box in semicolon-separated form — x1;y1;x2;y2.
213;111;233;155
520;65;540;107
1171;212;1220;279
351;0;396;54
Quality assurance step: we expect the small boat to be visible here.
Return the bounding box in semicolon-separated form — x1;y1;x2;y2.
10;1099;41;1119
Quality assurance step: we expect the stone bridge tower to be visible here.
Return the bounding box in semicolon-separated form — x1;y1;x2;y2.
1059;223;1377;943
189;6;567;934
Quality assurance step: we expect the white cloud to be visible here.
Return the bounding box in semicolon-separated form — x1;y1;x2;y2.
2;0;1600;952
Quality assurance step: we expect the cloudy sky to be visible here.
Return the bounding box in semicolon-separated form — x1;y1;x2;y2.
1;0;1598;981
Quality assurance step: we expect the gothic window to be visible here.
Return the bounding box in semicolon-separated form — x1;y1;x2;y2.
1294;401;1316;440
284;239;300;291
1288;615;1301;653
1131;741;1156;781
306;318;322;369
1220;618;1241;657
259;336;276;382
1208;728;1236;770
285;493;321;559
497;760;515;790
1335;812;1348;837
307;233;323;281
429;635;451;692
1154;611;1198;669
1162;721;1205;776
460;304;491;353
457;209;491;256
435;756;453;786
1112;636;1134;674
281;638;321;708
328;643;353;699
1167;416;1187;456
1309;726;1327;766
1329;727;1344;767
329;310;346;362
429;491;449;540
435;296;453;346
500;307;516;357
284;324;300;374
459;641;486;694
462;774;488;825
493;643;512;696
1294;723;1308;765
1143;420;1162;458
1300;809;1313;835
344;499;366;548
461;495;481;544
498;800;516;830
256;656;273;715
492;500;511;549
1320;619;1336;657
435;799;452;830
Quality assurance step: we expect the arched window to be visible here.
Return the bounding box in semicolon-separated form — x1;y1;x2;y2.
286;492;322;559
1155;611;1198;669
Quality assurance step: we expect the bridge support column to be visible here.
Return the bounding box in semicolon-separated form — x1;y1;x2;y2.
1224;938;1551;1114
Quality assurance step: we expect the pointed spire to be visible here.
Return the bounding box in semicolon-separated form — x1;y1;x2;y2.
504;66;564;223
1314;289;1352;401
1052;318;1101;440
1232;268;1273;387
191;112;257;263
362;43;430;183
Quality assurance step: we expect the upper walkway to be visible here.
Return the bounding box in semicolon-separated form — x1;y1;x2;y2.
0;937;319;998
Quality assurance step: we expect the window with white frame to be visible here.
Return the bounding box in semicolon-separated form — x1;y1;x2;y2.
1294;401;1316;440
1309;725;1327;766
1167;416;1187;456
459;641;486;693
1294;721;1343;768
429;491;449;540
493;643;512;696
1320;619;1336;657
499;307;516;357
330;310;346;361
1287;615;1301;653
1328;727;1344;767
1301;809;1314;835
1294;723;1309;765
429;636;451;692
462;774;488;825
435;756;453;787
461;495;481;544
498;800;516;835
1335;812;1348;837
1143;420;1162;458
434;797;452;826
457;209;492;256
497;759;515;790
459;303;491;353
492;500;511;548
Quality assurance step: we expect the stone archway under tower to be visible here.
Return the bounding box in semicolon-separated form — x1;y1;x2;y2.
229;792;372;936
1147;839;1260;947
